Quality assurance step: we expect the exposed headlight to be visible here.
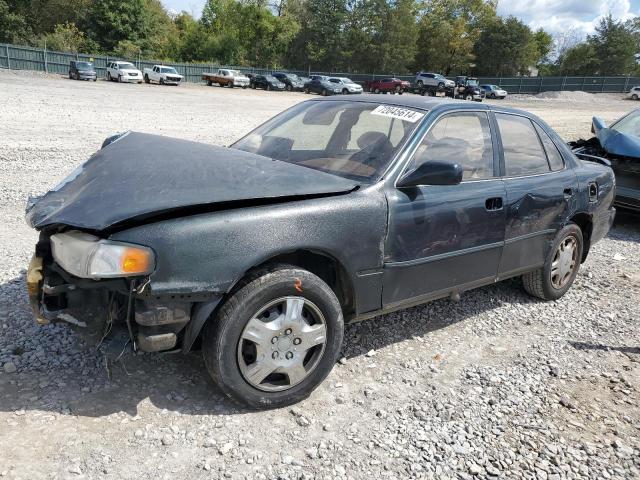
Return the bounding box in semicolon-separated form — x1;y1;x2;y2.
51;231;155;279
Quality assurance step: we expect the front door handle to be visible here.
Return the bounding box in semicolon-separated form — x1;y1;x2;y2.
485;197;503;211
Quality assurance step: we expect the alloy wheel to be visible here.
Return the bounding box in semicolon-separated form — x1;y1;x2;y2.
237;296;327;392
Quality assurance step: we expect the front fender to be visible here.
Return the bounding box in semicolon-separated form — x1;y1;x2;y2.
110;185;387;315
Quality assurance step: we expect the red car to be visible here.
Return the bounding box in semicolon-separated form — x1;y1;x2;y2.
365;77;411;94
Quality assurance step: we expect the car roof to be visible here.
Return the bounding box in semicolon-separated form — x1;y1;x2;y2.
307;94;532;117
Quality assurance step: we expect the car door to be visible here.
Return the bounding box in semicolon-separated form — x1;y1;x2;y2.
383;110;507;307
493;112;578;278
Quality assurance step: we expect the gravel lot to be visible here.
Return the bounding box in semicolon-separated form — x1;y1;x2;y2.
0;69;639;480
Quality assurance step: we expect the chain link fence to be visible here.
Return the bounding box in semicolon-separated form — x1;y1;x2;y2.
2;43;640;94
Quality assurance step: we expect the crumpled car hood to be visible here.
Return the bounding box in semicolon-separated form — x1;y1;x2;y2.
596;127;640;158
26;132;358;231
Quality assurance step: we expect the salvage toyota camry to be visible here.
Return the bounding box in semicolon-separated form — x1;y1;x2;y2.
26;97;616;408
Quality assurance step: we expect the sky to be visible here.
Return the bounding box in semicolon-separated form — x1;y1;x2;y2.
160;0;640;40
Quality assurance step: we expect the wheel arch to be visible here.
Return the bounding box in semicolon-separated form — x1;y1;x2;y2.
230;249;356;318
184;249;356;353
569;212;593;262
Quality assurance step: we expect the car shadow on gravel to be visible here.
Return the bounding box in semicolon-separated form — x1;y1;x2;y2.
569;341;640;356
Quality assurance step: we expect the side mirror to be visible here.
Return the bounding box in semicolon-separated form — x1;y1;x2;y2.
592;116;607;134
397;161;463;188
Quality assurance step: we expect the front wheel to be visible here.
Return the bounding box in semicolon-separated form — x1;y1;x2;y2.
202;267;344;409
633;94;638;100
144;74;150;84
522;223;583;301
107;72;112;81
118;75;122;83
160;78;164;85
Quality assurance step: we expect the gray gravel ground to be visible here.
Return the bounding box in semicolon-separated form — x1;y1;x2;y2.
0;69;639;480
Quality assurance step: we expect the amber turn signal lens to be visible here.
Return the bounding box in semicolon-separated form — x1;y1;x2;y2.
121;247;152;274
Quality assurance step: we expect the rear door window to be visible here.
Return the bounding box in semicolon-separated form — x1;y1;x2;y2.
496;113;550;176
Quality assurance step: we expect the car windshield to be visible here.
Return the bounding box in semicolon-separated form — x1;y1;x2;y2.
232;101;425;181
160;67;178;74
467;79;478;86
76;62;92;70
612;110;640;137
339;77;354;84
491;85;500;89
119;63;136;69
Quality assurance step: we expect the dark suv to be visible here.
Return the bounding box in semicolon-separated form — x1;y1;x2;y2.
273;72;305;91
69;61;97;81
250;74;286;91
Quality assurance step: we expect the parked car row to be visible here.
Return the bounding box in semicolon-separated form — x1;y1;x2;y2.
67;61;510;101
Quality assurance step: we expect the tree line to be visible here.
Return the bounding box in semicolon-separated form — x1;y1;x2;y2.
0;0;638;76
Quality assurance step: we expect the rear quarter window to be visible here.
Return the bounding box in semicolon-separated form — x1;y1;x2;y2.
533;123;565;171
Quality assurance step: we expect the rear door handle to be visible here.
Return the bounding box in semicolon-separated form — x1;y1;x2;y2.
485;197;503;211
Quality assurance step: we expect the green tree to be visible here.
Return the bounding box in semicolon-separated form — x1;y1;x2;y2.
0;0;32;43
414;0;497;75
87;0;148;53
558;42;598;75
588;15;636;75
473;16;542;76
36;22;95;52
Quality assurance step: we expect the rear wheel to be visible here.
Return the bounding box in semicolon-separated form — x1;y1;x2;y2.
522;223;583;301
202;267;344;409
207;80;212;86
633;94;638;100
464;93;473;101
286;84;293;92
107;72;112;81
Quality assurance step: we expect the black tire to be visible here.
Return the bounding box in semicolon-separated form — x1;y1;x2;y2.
207;80;212;86
417;80;423;87
160;78;164;85
118;75;122;83
322;88;328;96
93;78;97;82
522;223;583;301
304;87;309;94
342;88;348;95
144;74;150;84
107;72;112;81
374;87;380;94
202;266;344;409
633;94;638;100
68;72;73;79
286;84;292;92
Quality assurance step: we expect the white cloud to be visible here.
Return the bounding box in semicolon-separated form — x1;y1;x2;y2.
497;0;638;38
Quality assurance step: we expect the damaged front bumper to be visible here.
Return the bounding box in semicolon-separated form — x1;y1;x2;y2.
27;241;221;354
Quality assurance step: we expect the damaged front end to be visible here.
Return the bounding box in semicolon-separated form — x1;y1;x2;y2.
27;229;218;354
570;113;640;212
